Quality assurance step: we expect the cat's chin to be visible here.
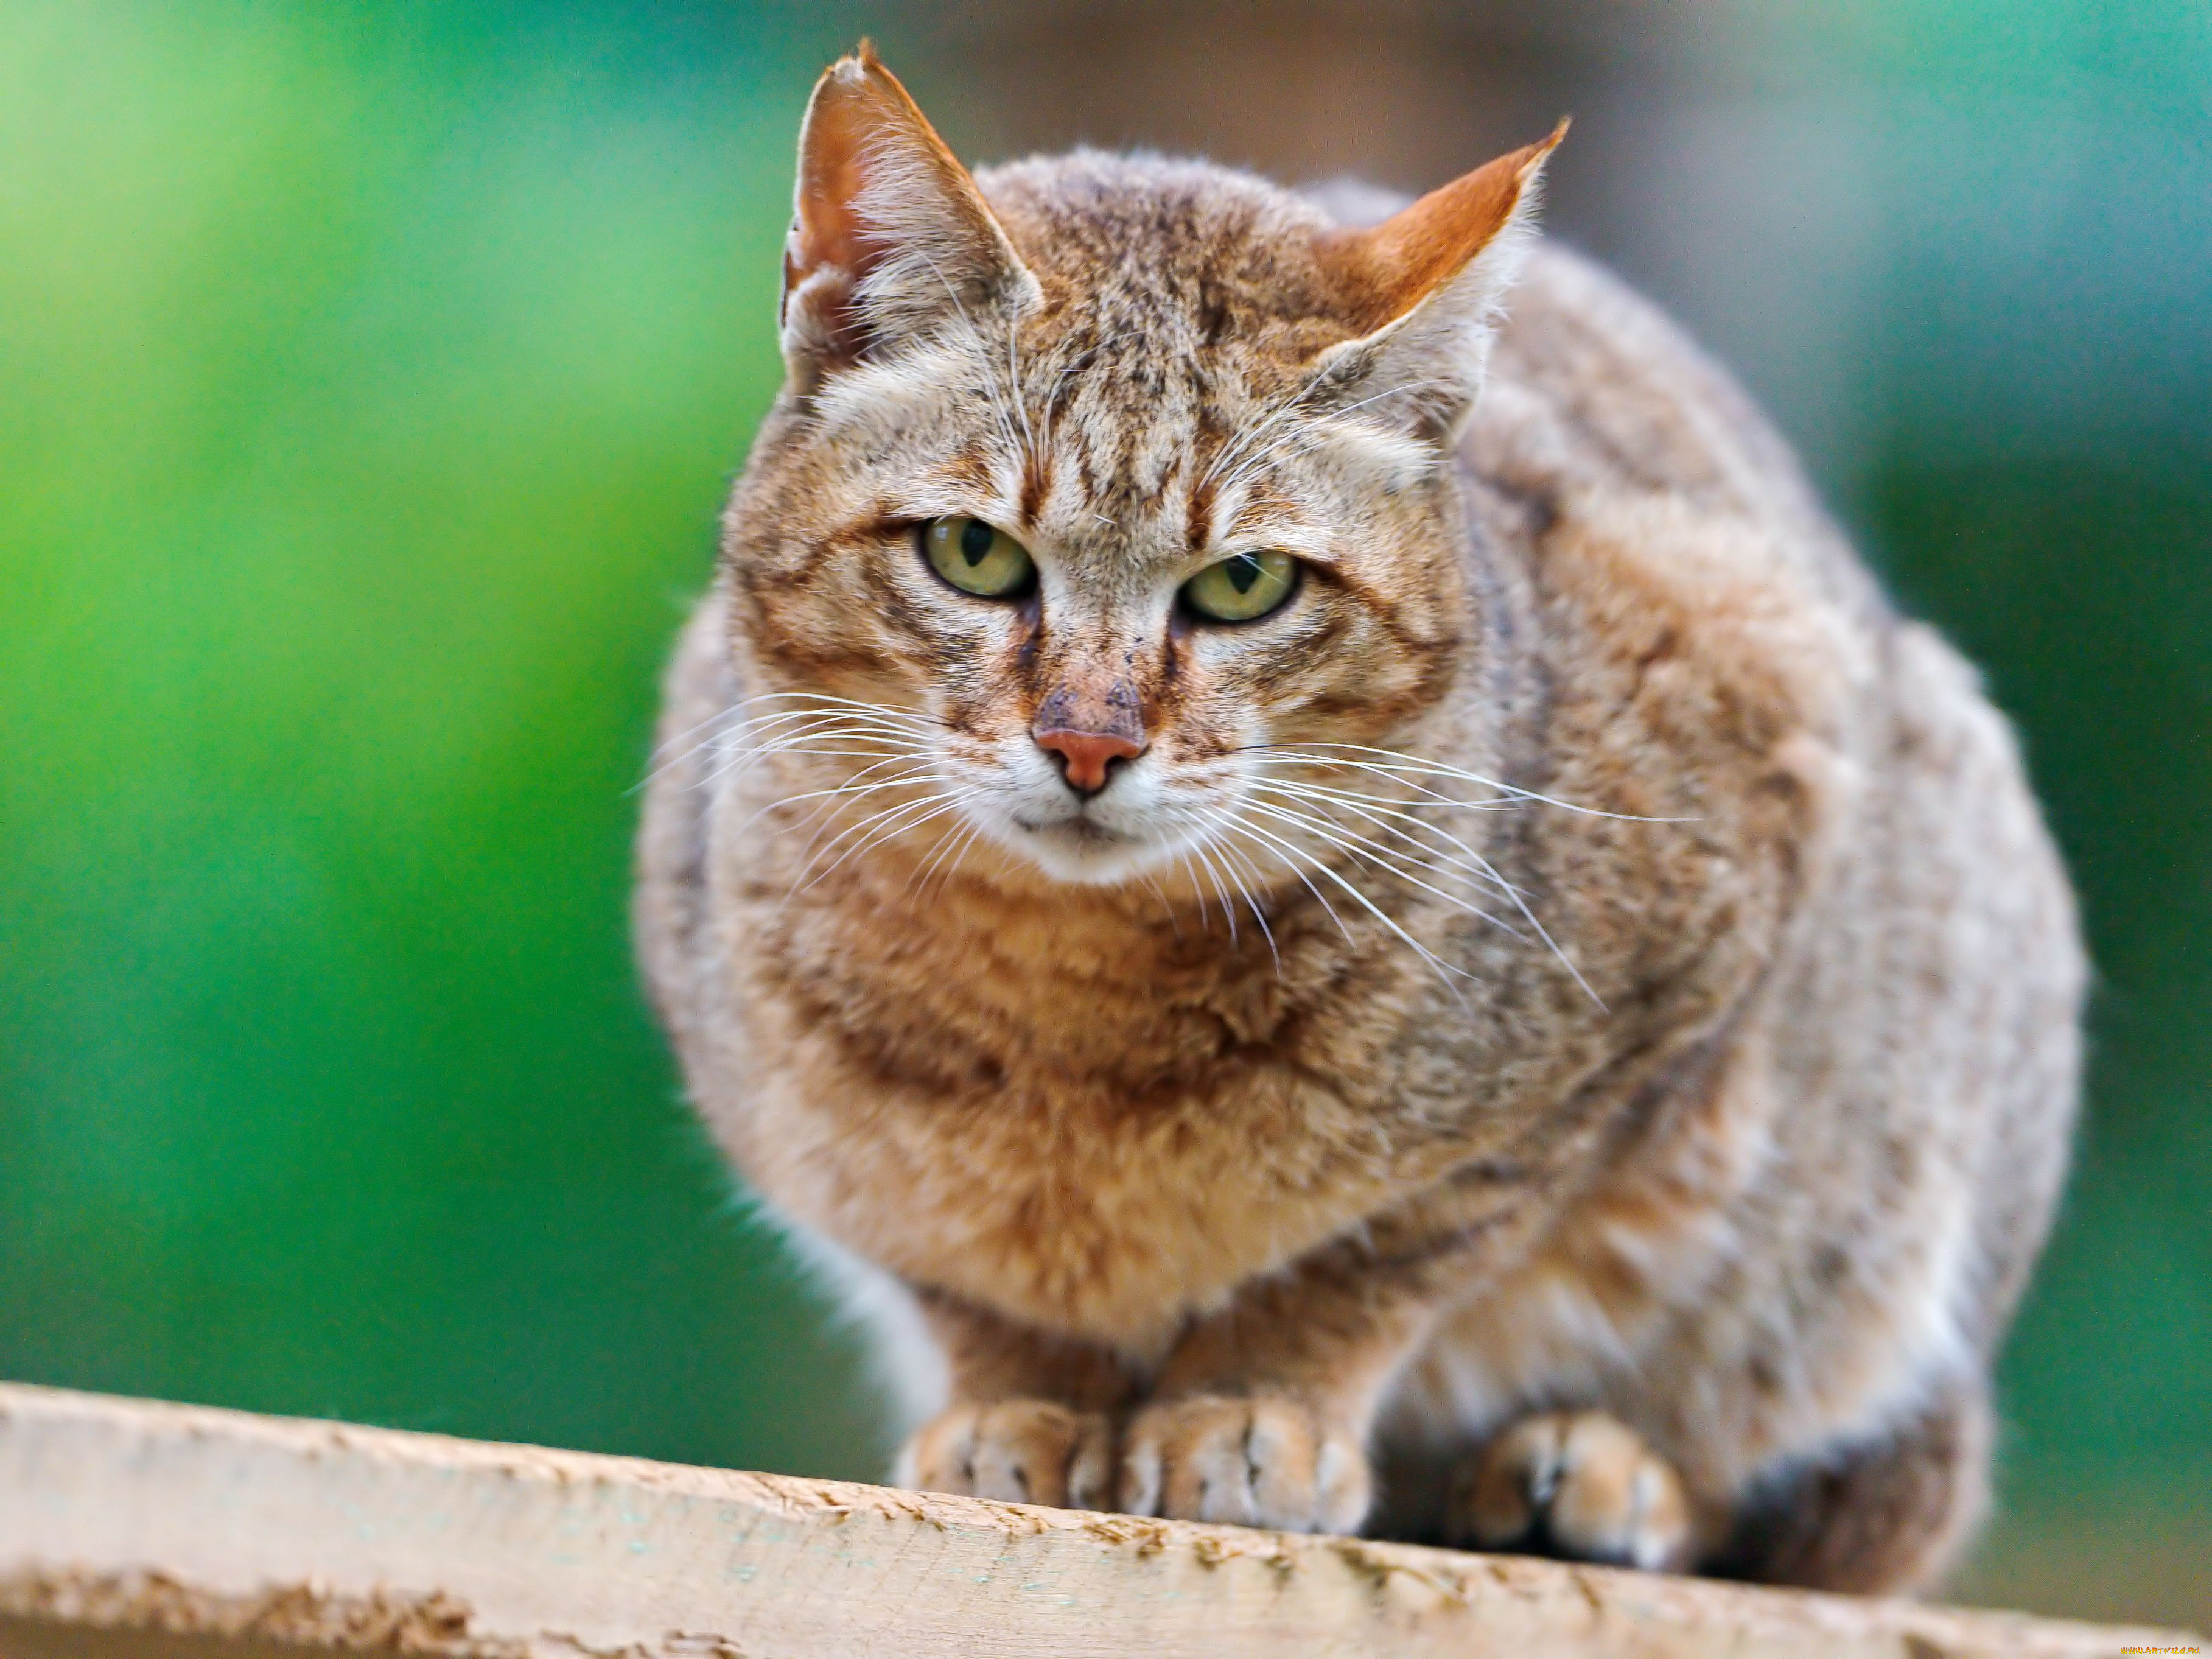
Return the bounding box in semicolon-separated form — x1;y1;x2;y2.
1003;816;1165;887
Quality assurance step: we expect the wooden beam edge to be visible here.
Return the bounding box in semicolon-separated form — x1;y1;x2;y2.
0;1383;2194;1659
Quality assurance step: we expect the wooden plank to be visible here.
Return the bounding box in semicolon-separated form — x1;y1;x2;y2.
0;1383;2194;1659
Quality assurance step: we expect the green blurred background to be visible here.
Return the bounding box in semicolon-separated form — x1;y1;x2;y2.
2;0;2203;1629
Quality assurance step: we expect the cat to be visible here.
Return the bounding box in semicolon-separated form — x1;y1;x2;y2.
634;44;2082;1593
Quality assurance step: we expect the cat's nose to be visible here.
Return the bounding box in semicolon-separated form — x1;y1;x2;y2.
1034;726;1146;796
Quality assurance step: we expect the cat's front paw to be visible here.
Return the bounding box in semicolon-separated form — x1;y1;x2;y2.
894;1400;1113;1509
1452;1410;1693;1571
1119;1393;1370;1534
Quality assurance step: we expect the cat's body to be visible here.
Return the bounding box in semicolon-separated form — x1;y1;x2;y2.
636;50;2079;1592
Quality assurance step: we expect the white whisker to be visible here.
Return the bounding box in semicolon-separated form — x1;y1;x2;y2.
1205;807;1474;1005
1194;808;1354;952
936;818;990;897
1246;780;1527;899
731;765;943;843
1237;798;1523;939
1190;841;1240;947
1205;835;1281;975
786;791;970;902
905;814;973;900
1245;743;1684;822
1239;756;1607;1006
1176;849;1213;933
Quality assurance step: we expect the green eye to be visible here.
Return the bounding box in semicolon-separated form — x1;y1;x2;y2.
1180;550;1298;623
923;517;1035;598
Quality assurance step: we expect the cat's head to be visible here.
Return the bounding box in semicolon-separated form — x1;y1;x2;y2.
724;44;1559;887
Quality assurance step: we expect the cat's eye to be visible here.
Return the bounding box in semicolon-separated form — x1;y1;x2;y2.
1180;550;1298;623
922;517;1035;598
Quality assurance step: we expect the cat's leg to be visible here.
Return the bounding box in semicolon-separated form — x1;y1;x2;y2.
1703;1381;1991;1593
891;1288;1136;1510
1438;1384;1987;1590
1118;1241;1448;1534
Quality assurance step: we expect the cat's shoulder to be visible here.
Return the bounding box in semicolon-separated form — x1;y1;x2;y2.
1466;246;1895;853
1478;244;1846;560
1481;242;1889;706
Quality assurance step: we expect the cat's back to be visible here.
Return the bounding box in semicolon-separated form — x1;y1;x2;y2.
1466;242;2081;1353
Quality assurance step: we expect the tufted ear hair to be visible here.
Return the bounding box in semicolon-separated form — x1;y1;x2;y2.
1311;122;1567;438
780;43;1038;390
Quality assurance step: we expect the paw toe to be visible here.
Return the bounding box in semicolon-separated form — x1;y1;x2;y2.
1455;1411;1692;1572
1122;1395;1368;1534
896;1400;1112;1510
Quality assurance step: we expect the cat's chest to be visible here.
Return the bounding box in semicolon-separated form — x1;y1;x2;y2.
719;883;1485;1345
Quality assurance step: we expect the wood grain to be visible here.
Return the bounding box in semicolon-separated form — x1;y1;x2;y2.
0;1383;2194;1658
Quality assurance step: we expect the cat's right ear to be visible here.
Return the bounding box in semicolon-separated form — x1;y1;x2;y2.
1311;124;1566;438
780;43;1038;391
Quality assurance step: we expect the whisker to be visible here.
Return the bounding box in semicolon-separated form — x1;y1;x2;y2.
1245;776;1605;1007
718;728;931;761
724;687;943;721
1194;808;1354;952
712;711;940;759
931;818;990;901
1206;808;1472;1007
729;721;933;756
1245;743;1686;822
648;690;942;798
1206;378;1458;510
697;732;931;796
1176;849;1213;933
697;707;933;768
632;704;752;793
1203;835;1281;975
1197;376;1321;491
1237;798;1524;939
1244;773;1522;818
639;708;827;798
805;798;967;897
730;764;943;843
909;808;990;902
1314;374;1462;428
905;815;969;900
771;762;946;870
786;790;971;902
1191;841;1240;947
1245;780;1528;899
1136;868;1182;939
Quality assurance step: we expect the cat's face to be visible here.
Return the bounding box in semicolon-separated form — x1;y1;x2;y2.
724;51;1556;887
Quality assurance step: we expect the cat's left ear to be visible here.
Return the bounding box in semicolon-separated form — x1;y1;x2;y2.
1312;122;1567;438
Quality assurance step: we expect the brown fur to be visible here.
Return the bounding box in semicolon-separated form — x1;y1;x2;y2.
634;50;2081;1593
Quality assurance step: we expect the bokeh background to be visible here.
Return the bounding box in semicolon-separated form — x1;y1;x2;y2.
2;0;2205;1628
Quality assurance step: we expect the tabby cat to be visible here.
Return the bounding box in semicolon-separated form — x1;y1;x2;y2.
635;45;2081;1591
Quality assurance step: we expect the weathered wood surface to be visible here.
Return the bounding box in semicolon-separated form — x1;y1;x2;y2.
0;1383;2194;1658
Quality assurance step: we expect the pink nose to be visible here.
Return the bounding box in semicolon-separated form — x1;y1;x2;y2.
1035;727;1146;795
